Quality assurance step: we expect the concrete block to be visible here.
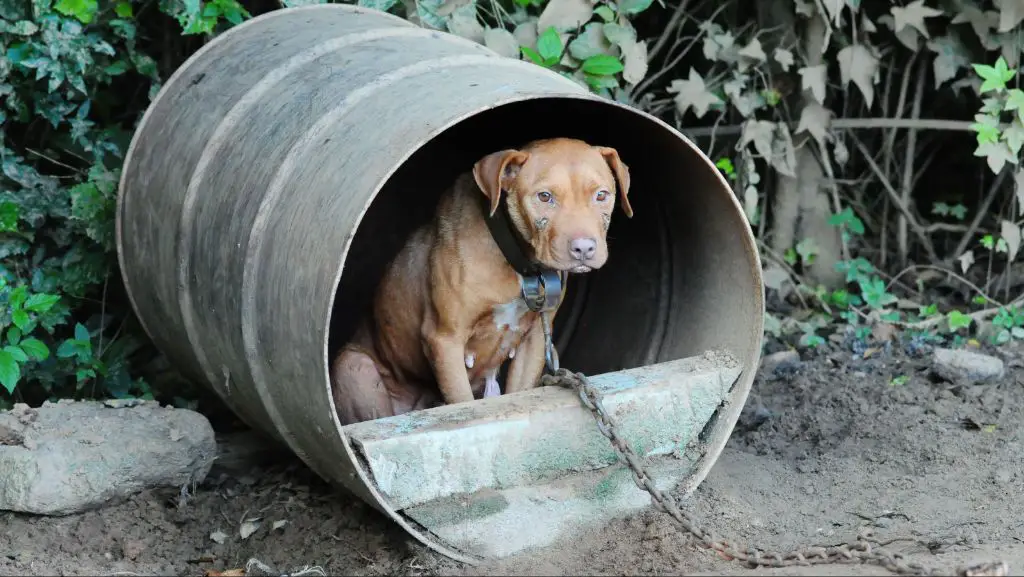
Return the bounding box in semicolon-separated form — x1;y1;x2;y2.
342;350;742;558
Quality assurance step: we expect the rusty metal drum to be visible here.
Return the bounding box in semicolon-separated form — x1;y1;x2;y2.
116;4;764;564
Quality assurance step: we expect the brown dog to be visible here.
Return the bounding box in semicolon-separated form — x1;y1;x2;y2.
330;137;633;425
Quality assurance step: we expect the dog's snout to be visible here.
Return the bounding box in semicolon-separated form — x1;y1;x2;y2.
569;237;597;261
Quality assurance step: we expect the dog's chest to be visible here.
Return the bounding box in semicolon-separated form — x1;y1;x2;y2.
467;298;536;368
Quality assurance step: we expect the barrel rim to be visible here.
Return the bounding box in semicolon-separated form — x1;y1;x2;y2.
326;94;766;561
115;2;766;565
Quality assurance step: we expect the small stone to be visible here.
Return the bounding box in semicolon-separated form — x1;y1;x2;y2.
760;350;800;374
932;348;1005;384
0;401;216;515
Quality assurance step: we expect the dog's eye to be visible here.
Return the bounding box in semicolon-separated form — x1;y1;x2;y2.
536;191;553;204
595;189;609;202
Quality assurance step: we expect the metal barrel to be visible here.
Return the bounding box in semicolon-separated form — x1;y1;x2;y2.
116;4;764;564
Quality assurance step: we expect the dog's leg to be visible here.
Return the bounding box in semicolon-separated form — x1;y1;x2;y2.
330;347;394;425
504;316;547;394
423;331;476;404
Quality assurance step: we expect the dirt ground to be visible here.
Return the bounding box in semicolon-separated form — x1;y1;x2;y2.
4;336;1024;577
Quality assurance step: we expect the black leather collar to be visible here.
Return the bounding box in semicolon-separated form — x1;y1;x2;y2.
483;190;566;313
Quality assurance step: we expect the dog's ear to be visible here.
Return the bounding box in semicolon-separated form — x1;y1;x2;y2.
596;146;633;218
473;149;530;217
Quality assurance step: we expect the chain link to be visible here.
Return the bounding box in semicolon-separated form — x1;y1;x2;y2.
539;367;1009;577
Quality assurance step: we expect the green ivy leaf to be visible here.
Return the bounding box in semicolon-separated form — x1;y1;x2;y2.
536;26;563;63
827;207;865;235
18;338;48;361
115;1;133;16
24;293;60;313
616;0;653;15
11;310;29;331
974;57;1015;94
56;339;80;359
947;310;973;331
594;4;615;21
6;328;21;346
581;54;623;76
54;0;99;24
0;201;19;233
0;350;20;394
521;46;545;66
9;21;39;35
74;322;90;344
3;345;27;363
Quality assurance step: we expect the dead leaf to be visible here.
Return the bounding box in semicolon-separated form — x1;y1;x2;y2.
537;0;593;33
974;140;1018;174
996;33;1022;69
833;138;849;165
603;22;636;46
701;28;735;62
793;0;815;17
890;0;942;38
796;102;832;148
239;519;261;540
871;323;898;343
1016;169;1024;216
860;12;877;33
513;19;538;51
434;0;471;16
667;69;722;119
568;22;612;60
880;14;922;50
820;0;845;25
951;5;998;47
741;120;775;163
996;0;1024;32
926;33;970;89
272;520;288;531
773;48;794;71
205;570;245;577
483;27;519;58
743;185;759;222
737;38;766;62
210;530;228;544
447;4;485;43
836;43;879;108
958;250;975;274
770;123;798;177
798;65;827;104
620;39;648;86
1002;219;1022;262
762;264;788;291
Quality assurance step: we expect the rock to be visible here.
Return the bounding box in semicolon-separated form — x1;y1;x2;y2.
0;400;216;516
760;349;800;375
931;348;1005;384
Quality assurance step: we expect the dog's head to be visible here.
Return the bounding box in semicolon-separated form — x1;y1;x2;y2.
472;138;633;274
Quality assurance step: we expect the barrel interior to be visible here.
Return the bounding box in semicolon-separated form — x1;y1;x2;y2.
328;97;758;391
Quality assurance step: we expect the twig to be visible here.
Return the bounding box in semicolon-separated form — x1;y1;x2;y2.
849;133;939;263
647;0;694;62
679;117;978;140
950;169;1010;262
899;59;927;267
886;264;1003;307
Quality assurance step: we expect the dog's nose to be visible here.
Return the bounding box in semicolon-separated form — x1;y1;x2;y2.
569;237;597;261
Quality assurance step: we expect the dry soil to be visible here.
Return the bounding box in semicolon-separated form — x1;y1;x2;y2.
3;337;1024;576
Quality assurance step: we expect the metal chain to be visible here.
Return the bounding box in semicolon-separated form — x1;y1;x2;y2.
538;367;1009;577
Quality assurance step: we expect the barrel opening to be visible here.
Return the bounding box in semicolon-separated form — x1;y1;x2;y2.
328;96;760;399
